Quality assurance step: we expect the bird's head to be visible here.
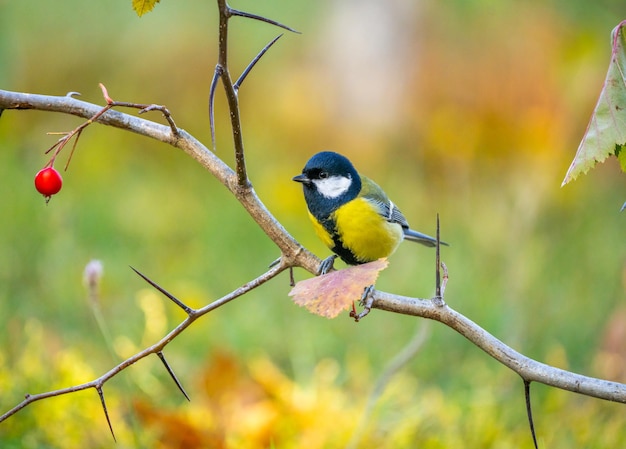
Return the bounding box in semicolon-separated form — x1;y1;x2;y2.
293;151;362;217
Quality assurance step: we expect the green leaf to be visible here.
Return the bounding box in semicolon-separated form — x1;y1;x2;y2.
562;20;626;185
132;0;161;17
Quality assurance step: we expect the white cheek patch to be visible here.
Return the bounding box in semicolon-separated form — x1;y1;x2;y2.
313;175;352;199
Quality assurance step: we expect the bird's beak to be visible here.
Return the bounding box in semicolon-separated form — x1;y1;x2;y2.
292;173;310;184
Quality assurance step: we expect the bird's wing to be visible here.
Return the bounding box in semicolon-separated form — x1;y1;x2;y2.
359;176;410;228
360;175;445;247
367;197;411;228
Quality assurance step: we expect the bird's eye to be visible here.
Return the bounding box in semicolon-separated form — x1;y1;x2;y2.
319;171;328;179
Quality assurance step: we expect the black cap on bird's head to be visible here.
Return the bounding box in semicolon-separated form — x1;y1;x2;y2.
293;151;359;184
293;151;362;218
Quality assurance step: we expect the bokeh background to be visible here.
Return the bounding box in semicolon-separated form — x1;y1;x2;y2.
1;0;625;447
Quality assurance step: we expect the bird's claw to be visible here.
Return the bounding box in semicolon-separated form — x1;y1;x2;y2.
350;285;375;322
317;255;337;275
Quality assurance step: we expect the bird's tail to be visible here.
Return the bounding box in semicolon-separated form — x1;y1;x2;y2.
403;229;449;247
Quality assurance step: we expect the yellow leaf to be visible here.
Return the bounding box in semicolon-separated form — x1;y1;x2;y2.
132;0;161;17
289;258;389;318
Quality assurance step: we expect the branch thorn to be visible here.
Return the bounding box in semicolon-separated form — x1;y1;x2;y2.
96;386;116;442
157;351;190;402
209;66;222;150
99;83;113;105
432;214;446;307
234;34;284;91
229;8;300;34
130;266;194;315
523;379;539;449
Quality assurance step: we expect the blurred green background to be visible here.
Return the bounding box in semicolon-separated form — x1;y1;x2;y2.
1;0;625;447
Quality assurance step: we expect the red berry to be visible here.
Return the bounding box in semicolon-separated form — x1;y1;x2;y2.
35;167;63;199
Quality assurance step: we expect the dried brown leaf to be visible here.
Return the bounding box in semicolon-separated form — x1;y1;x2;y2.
289;259;389;318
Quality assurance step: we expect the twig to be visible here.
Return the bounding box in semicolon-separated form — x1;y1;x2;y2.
0;262;288;425
213;1;296;186
2;2;626;442
44;96;113;168
99;83;180;136
3;83;626;414
209;34;284;153
0;89;318;274
42;84;179;172
1;87;626;408
371;290;626;403
216;0;247;185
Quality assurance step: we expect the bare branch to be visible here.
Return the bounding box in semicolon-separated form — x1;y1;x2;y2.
100;83;180;136
2;0;625;441
2;82;626;422
372;291;626;403
2;86;625;409
0;262;289;425
216;0;248;185
0;89;319;274
138;104;179;135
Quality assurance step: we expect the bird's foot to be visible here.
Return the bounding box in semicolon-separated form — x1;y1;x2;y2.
350;284;375;322
317;255;337;275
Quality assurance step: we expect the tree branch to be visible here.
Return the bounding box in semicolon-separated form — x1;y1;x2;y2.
0;262;288;424
372;291;626;403
2;89;625;428
2;1;625;441
0;89;320;275
216;0;247;186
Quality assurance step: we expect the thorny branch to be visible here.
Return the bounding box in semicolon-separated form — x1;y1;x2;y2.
3;83;626;430
43;84;179;172
0;262;288;424
0;1;625;445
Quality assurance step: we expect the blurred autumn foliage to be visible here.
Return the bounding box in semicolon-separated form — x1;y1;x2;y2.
1;0;626;447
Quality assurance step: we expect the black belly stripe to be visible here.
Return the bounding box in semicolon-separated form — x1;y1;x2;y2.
321;215;362;265
331;236;361;265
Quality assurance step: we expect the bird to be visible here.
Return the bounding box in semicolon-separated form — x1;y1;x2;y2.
293;151;445;273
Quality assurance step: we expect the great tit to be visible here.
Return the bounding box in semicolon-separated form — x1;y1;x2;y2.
293;151;445;268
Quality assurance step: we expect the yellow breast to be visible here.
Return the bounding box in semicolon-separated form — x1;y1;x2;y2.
334;197;404;262
308;211;335;248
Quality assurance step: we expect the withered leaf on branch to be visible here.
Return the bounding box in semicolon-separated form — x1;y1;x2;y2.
289;258;389;319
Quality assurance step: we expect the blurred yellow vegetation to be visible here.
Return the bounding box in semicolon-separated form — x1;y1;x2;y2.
3;331;626;447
